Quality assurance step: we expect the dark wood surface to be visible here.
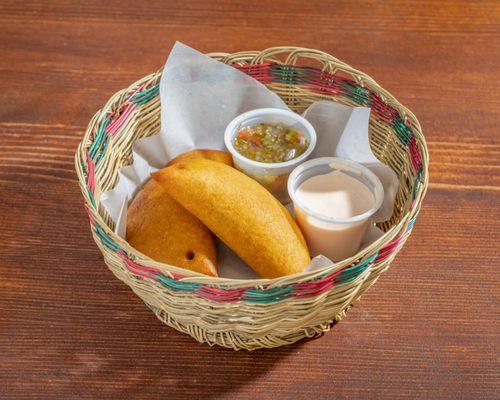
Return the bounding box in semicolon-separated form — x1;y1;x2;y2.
1;1;499;399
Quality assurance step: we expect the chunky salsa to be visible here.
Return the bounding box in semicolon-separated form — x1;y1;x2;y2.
232;123;309;163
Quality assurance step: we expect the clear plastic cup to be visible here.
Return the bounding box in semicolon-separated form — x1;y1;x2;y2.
224;108;317;203
288;157;384;261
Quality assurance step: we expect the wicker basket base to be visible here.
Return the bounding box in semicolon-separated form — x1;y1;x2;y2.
147;303;350;351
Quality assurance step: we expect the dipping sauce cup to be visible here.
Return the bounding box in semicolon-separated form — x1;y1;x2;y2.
288;157;384;262
225;108;317;203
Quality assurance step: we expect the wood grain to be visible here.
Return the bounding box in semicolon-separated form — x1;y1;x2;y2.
0;1;499;399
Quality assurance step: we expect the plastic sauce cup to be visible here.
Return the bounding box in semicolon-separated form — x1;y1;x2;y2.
288;157;384;262
224;108;317;203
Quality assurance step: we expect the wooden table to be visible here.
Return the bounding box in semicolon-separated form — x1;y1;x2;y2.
1;1;498;398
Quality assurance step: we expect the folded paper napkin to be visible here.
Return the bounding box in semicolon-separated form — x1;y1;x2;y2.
101;42;398;278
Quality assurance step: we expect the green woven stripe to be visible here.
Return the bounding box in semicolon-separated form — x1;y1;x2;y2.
393;116;413;146
133;84;160;105
406;208;420;233
244;285;293;303
412;169;423;200
94;223;121;251
157;274;201;292
93;134;109;165
341;82;372;106
338;253;377;283
270;65;312;85
80;160;87;177
339;263;368;283
309;253;377;283
89;118;110;162
86;187;96;208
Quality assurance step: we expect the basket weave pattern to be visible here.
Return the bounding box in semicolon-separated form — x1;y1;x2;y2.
75;47;428;350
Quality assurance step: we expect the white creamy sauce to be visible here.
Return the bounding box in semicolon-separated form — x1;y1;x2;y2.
293;169;375;261
295;170;374;219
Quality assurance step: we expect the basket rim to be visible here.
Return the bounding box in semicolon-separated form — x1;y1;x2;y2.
75;46;429;288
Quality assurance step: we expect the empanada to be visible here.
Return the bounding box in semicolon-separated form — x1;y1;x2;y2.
126;150;233;276
152;159;310;278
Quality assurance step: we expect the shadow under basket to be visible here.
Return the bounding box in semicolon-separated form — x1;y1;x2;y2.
75;47;429;350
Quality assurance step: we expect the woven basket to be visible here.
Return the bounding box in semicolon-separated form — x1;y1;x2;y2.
75;47;428;350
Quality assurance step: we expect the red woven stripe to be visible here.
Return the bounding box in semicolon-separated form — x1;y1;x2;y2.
195;286;246;302
305;73;344;95
106;104;136;137
409;136;423;173
293;269;343;297
375;236;403;262
370;94;398;124
293;280;335;298
118;251;159;280
86;149;95;194
234;63;274;84
306;70;348;95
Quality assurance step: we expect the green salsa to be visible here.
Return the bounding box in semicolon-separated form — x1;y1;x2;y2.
233;123;309;163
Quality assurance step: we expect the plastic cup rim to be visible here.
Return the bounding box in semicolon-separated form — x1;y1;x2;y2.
224;108;317;169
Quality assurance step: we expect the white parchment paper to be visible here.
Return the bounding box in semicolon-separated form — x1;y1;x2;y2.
101;42;398;277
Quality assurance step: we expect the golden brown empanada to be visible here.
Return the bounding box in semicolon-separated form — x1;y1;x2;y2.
126;150;233;276
152;159;310;278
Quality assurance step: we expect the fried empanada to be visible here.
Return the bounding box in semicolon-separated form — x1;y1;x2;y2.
152;159;310;278
126;150;233;276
